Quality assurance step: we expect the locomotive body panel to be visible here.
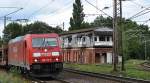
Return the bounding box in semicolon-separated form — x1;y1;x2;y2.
7;33;63;77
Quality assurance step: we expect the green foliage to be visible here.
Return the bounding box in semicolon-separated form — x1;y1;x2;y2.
0;36;3;47
3;22;22;44
22;21;63;34
64;59;150;80
0;70;29;83
122;20;150;60
80;22;91;29
69;0;85;30
64;63;112;74
3;21;64;44
91;16;113;28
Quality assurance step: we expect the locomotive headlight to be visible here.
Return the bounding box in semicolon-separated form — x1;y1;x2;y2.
33;53;41;57
56;58;59;61
52;52;59;56
34;59;38;62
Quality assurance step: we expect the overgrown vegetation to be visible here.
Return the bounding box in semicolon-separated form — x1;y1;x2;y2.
64;59;150;80
0;69;29;83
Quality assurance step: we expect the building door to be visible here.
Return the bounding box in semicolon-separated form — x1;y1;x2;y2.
101;53;107;63
95;53;101;63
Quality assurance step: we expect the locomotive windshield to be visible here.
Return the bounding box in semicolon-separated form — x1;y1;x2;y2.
32;38;57;47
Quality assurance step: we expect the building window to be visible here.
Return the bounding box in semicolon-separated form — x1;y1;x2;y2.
110;36;113;41
68;37;72;43
94;37;97;41
107;36;110;41
99;36;105;41
83;37;85;42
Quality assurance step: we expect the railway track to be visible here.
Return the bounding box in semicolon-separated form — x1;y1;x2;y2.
141;62;150;71
26;75;70;83
51;76;71;83
64;68;150;83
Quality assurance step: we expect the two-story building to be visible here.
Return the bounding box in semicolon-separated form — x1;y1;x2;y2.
60;27;119;64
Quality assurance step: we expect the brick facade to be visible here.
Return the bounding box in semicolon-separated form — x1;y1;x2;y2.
62;47;113;64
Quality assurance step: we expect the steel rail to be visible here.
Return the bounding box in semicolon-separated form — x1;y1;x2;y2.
141;62;150;71
23;75;46;83
64;68;150;83
26;76;71;83
50;76;71;83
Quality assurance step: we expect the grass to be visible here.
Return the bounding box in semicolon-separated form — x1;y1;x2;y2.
64;63;113;74
123;59;150;80
0;69;30;83
124;68;150;80
64;59;150;80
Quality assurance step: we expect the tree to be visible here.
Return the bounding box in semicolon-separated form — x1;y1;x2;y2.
69;0;85;31
3;21;64;44
0;36;3;47
91;16;113;28
3;22;22;44
121;20;149;60
24;21;52;34
22;21;64;34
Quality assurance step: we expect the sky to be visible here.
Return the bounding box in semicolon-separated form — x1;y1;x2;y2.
0;0;150;36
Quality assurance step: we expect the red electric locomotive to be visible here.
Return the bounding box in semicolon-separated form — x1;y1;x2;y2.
8;33;63;77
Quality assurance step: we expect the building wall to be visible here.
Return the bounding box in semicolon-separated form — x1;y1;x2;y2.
62;47;113;64
61;27;114;64
62;48;94;64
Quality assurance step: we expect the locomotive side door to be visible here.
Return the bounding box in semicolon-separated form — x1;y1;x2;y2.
23;41;27;67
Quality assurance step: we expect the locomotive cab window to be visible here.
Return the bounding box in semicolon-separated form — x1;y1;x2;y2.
32;38;57;47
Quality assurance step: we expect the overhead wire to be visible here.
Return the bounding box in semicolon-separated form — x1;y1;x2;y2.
27;0;73;28
84;0;112;18
28;0;73;21
0;8;23;19
8;0;32;20
129;9;150;19
142;19;150;25
31;0;73;27
127;0;150;20
129;0;146;9
0;7;22;18
47;0;73;17
128;5;150;19
27;0;54;19
0;7;19;8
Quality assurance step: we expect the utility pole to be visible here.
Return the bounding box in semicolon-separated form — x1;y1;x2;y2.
2;7;23;44
3;8;23;29
63;22;65;31
4;16;7;29
143;35;147;60
145;39;147;60
113;0;123;71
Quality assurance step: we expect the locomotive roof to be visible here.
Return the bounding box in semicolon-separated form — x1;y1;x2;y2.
9;36;25;44
8;33;59;44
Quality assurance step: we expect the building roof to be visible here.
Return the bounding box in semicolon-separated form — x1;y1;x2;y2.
60;27;113;36
94;27;113;32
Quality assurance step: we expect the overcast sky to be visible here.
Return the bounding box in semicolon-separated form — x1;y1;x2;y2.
0;0;150;36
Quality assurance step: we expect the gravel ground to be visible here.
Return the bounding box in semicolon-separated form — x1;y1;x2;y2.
56;71;120;83
45;80;62;83
0;69;121;83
